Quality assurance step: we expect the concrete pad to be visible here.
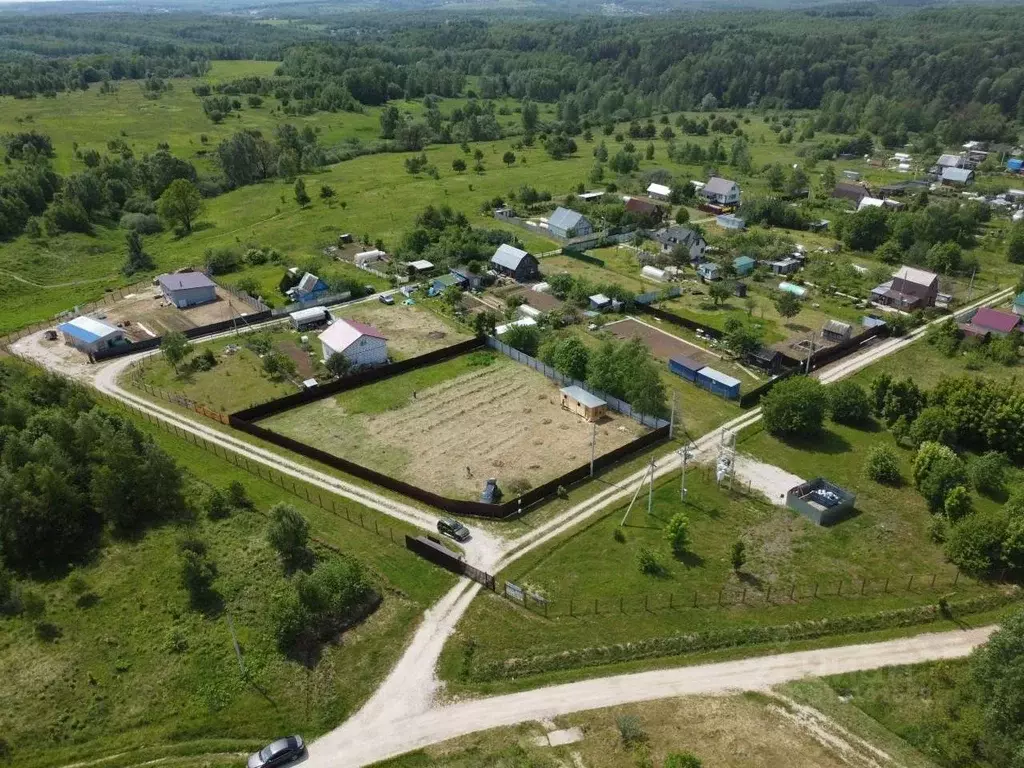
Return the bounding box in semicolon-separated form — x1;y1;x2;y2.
546;727;584;746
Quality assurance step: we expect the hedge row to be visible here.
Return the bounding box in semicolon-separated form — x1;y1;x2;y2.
469;591;1019;681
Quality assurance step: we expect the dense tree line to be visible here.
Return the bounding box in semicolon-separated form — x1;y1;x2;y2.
0;362;187;576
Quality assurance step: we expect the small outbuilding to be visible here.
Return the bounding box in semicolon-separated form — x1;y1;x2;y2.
429;273;462;297
941;167;974;186
697;262;720;281
354;249;387;268
1014;292;1024;317
668;356;704;382
318;319;387;367
716;214;745;231
786;477;856;526
821;319;853;343
695;367;741;399
747;346;783;374
57;316;126;355
768;257;800;275
405;259;435;274
158;272;217;308
589;293;612;311
641;265;667;282
289;306;329;330
646;182;672;200
559;385;607;422
733;255;756;276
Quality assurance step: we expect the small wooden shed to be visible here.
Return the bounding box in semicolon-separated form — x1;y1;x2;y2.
560;385;607;422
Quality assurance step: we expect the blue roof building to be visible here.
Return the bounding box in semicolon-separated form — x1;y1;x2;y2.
57;316;126;355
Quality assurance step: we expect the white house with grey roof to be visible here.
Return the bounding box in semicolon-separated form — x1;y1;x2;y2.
547;207;593;239
490;244;539;282
699;177;741;206
157;272;217;308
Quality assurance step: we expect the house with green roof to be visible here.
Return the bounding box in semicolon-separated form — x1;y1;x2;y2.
733;255;756;276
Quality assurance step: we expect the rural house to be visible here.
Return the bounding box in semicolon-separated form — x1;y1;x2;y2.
490;244;539;281
57;315;126;355
697;262;720;281
941;167;974;186
288;272;329;302
624;197;661;221
651;226;707;262
961;307;1021;337
157;272;217;308
560;386;607;422
699;177;741;206
318;319;388;367
646;182;672;200
832;182;867;206
871;266;939;310
449;265;483;291
936;153;965;169
429;273;462;296
748;346;783;374
547;207;593;239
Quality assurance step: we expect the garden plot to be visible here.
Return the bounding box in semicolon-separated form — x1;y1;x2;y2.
332;301;472;360
101;286;258;341
263;353;647;500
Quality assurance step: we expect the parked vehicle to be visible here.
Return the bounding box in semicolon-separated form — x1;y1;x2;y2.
247;736;306;768
437;517;470;542
379;294;395;305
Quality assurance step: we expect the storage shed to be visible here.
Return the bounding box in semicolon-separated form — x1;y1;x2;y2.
695;367;741;399
289;306;329;330
697;262;720;281
559;385;607;422
733;255;756;276
786;477;856;526
668;356;704;382
57;315;126;355
822;319;853;343
716;214;745;231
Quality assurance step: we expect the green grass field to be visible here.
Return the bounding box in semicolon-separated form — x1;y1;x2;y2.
130;324;310;413
0;406;455;768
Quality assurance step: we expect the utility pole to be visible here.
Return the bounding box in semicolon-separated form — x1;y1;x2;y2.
226;612;245;678
589;421;597;476
647;457;655;515
805;332;815;374
679;445;690;501
967;267;976;302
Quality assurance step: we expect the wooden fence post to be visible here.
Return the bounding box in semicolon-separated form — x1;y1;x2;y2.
953;570;960;586
884;577;889;593
907;575;914;590
765;585;771;603
837;580;843;596
930;573;937;588
813;582;818;598
789;584;796;602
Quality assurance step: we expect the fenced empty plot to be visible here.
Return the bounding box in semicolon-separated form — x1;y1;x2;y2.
605;317;719;367
263;353;646;500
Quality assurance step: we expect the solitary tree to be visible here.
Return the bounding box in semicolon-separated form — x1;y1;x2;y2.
502;150;516;167
708;281;732;306
452;158;466;173
267;503;312;572
730;540;747;572
161;331;192;373
122;230;154;276
294;177;310;207
774;290;801;321
472;310;498;337
761;375;828;438
325;352;351;378
664;512;690;556
319;184;336;201
158;179;204;234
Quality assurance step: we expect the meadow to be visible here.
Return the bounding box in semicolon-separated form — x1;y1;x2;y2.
0;404;455;768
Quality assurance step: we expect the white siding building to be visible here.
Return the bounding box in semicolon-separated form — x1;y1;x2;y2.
57;316;126;355
318;320;388;367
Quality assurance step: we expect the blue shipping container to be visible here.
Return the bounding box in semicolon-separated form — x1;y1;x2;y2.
668;356;703;382
695;367;741;399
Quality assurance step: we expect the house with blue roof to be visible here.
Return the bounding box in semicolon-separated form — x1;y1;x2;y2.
57;315;126;355
547;207;593;239
1014;292;1024;317
288;272;329;302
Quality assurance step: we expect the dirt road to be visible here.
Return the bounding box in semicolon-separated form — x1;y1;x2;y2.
306;625;995;768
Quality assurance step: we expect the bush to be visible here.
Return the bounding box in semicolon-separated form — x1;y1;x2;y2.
914;442;967;512
864;444;901;485
180;547;218;609
908;406;957;448
664;512;690;556
616;715;647;747
613;527;626;543
34;622;62;642
968;451;1009;497
636;546;663;576
945;509;1007;576
761;376;827;438
267;503;313;572
205;488;231;520
227;480;252;510
119;212;164;234
827;381;871;426
943;486;972;522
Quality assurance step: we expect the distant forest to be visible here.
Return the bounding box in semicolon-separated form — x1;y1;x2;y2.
1;7;1023;146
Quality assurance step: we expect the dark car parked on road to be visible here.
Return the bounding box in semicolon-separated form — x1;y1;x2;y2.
437;517;470;542
247;736;306;768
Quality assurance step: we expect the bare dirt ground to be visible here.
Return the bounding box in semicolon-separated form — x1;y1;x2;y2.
605;317;719;367
734;454;805;505
332;302;472;359
270;357;646;500
100;287;257;340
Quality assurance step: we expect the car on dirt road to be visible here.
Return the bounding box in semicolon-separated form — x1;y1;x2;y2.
437;517;471;542
247;735;306;768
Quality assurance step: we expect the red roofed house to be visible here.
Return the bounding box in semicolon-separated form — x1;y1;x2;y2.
318;319;388;366
962;306;1022;337
624;197;662;222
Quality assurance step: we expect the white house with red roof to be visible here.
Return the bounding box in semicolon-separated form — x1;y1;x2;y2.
318;319;388;367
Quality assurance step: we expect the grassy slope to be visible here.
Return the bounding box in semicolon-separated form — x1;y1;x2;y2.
0;410;454;768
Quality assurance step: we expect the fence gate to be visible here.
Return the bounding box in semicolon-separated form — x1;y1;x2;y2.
465;564;496;591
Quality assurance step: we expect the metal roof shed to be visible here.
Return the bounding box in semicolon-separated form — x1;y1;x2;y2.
668;356;704;382
695;367;741;399
559;385;607;422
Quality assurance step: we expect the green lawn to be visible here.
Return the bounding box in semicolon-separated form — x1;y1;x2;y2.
129;324;310;413
0;407;454;768
440;414;1000;686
